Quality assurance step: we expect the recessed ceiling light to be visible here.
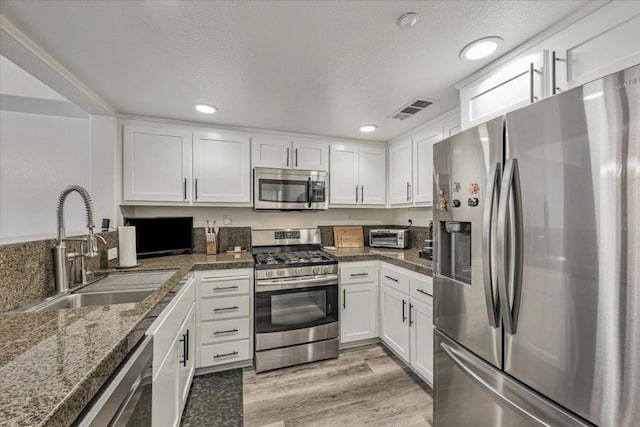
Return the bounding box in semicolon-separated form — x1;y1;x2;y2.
359;124;377;133
460;36;503;61
195;104;217;114
397;12;419;29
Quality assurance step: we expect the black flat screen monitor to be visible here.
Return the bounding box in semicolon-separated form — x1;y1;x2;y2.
124;217;193;258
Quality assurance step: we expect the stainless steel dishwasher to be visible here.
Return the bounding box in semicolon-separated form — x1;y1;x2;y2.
74;335;153;426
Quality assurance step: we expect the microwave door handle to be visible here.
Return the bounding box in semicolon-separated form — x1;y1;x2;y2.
308;177;312;208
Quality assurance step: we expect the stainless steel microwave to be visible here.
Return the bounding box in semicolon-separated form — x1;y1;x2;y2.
253;167;328;211
369;229;410;249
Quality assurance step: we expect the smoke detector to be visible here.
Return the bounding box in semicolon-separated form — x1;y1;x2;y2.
389;98;436;120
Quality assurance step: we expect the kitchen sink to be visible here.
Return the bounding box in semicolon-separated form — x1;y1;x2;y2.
25;289;155;312
17;270;177;313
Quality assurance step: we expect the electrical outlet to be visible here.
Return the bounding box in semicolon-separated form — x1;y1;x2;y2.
223;215;232;225
108;247;118;260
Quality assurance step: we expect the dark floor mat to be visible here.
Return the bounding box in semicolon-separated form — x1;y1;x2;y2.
180;369;243;427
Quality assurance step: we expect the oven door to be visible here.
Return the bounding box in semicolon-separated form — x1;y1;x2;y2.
255;278;338;349
253;168;327;210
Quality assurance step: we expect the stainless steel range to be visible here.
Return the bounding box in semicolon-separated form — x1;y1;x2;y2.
252;228;339;373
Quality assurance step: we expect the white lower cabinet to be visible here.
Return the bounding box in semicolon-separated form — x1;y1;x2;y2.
410;298;433;384
341;283;378;343
379;263;434;385
339;261;378;344
148;274;196;427
195;268;253;370
380;283;411;362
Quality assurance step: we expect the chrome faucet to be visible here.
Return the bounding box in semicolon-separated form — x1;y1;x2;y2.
52;185;106;293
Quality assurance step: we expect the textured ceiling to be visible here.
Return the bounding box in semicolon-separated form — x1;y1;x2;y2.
0;0;588;141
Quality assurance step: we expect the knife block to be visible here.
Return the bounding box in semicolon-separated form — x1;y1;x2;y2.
205;231;218;255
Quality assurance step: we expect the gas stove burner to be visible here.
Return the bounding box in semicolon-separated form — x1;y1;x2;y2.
254;250;335;266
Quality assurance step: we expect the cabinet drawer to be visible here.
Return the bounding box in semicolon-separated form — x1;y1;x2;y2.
200;296;250;321
200;340;251;367
339;262;376;284
410;274;433;303
200;318;251;345
380;263;410;294
200;275;251;297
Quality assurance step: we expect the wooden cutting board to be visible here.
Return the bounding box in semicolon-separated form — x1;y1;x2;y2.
333;226;364;248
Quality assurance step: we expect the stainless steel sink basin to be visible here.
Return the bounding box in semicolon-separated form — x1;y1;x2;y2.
25;289;155;312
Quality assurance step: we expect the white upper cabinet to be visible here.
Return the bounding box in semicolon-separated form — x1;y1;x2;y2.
123;124;192;202
330;144;359;205
546;1;640;92
386;109;459;207
292;139;329;171
412;125;442;205
389;139;413;206
123;121;251;205
457;1;640;130
252;134;329;171
251;135;290;169
358;145;386;206
330;143;386;206
459;50;544;130
193;130;251;204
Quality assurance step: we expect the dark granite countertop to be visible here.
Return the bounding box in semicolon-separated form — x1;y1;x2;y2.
0;253;253;426
326;247;433;276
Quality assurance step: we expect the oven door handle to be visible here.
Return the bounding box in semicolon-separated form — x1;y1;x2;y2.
256;275;338;292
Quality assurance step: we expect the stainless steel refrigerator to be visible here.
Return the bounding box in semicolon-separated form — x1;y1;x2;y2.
433;64;639;426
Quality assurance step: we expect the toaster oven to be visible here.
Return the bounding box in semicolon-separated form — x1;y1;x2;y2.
369;229;410;249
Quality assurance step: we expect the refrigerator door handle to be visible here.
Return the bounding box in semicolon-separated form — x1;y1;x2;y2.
441;341;550;426
482;162;501;327
497;159;524;335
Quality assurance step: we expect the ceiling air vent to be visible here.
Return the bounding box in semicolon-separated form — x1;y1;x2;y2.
390;98;435;120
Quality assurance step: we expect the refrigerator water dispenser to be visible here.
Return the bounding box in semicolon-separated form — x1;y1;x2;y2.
438;221;472;285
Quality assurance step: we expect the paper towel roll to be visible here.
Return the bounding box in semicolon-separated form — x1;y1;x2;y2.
118;226;138;267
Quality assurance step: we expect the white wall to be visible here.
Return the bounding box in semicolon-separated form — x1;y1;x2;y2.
120;206;431;229
0;55;117;243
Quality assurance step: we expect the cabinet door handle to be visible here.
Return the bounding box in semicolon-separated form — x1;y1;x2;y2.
406;182;410;201
408;183;412;201
179;332;187;366
384;275;399;282
213;328;239;335
286;147;290;167
402;299;407;323
183;178;187;200
361;185;364;203
355;185;359;204
213;285;239;291
214;351;238;359
185;329;189;363
343;289;346;309
213;306;239;312
295;148;298;167
529;62;540;103
195;178;198;200
551;51;564;95
417;288;430;296
409;303;414;326
350;273;369;277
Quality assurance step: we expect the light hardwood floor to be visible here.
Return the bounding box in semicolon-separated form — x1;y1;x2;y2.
243;344;433;427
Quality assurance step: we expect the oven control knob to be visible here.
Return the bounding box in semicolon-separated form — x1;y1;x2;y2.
277;270;285;276
265;271;273;278
312;266;321;274
296;268;302;275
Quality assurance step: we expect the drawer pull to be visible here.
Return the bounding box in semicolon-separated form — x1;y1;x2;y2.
384;275;399;282
201;275;250;282
349;273;369;277
214;328;239;335
214;351;239;359
213;285;239;291
213;306;239;312
417;289;430;296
